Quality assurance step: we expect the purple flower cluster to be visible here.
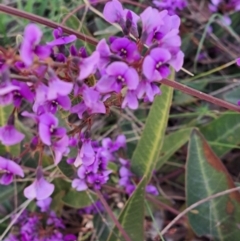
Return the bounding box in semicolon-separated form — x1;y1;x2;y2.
4;198;76;241
118;158;159;196
72;134;125;191
0;0;184;203
152;0;187;15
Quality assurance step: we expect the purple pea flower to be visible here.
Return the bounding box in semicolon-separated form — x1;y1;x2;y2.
102;134;126;153
39;113;66;146
0;67;21;107
52;135;69;165
237;58;240;67
74;139;95;167
122;90;139;110
103;0;139;36
0;83;20;106
47;71;73;100
47;27;77;46
24;168;54;200
143;47;171;81
88;172;110;190
0;156;24;185
0;122;25;146
140;7;167;44
137;80;161;102
110;37;140;63
96;39;111;69
153;0;187;15
82;86;106;114
78;51;100;80
36;197;52;212
11;80;34;107
96;61;139;93
20;24;51;66
72;178;88;191
70;45;88;58
146;185;159;196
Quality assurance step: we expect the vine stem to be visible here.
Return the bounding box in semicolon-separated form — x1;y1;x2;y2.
0;4;98;45
161;79;240;112
160;186;240;236
95;190;132;241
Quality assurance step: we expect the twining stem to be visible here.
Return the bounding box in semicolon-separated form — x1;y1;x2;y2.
161;79;240;112
0;4;98;45
160;186;240;236
95;190;132;241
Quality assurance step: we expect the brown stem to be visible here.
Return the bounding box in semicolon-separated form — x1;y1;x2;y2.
95;190;132;241
0;4;98;46
161;79;240;112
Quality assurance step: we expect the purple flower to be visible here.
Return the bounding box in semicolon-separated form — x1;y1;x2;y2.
39;113;66;146
96;39;111;69
102;134;126;153
88;172;110;190
24;168;54;200
74;139;95;167
103;0;139;36
82;86;106;114
47;27;77;46
137;80;161;102
20;24;51;66
72;178;88;191
96;61;139;93
36;197;52;212
11;80;34;107
52;135;69;165
153;0;187;15
143;48;171;81
78;51;100;80
0;156;24;185
110;37;140;63
71;102;88;119
140;7;167;44
47;72;73;100
146;185;159;196
0;124;25;146
122;90;139;110
237;58;240;67
0;83;20;106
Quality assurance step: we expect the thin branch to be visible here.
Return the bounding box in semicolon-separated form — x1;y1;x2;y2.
95;189;132;241
161;79;240;112
0;4;98;46
160;186;240;236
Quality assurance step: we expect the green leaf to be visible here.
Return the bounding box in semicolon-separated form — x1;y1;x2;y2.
107;178;146;241
186;129;240;240
57;159;75;179
131;74;174;180
156;128;192;170
224;86;240;104
200;112;240;156
0;106;20;156
62;189;97;209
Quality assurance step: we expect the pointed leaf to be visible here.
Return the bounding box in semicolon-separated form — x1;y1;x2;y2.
200;112;240;156
187;129;240;240
131;73;174;180
107;178;146;241
156;128;192;170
